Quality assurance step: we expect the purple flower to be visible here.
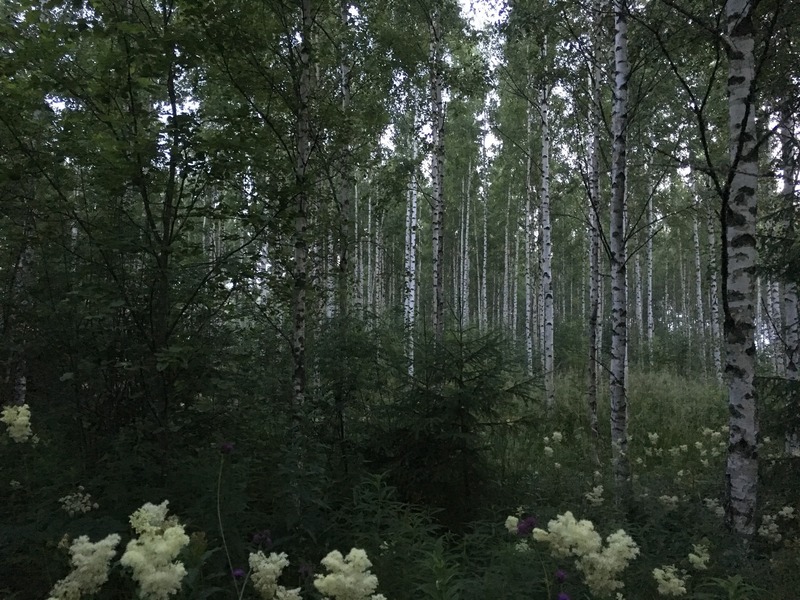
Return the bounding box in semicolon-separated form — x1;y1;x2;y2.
555;569;567;583
232;567;246;579
557;593;570;600
517;515;537;536
252;529;272;548
220;441;235;454
298;561;314;578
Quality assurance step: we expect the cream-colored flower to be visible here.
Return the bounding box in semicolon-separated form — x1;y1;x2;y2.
120;501;189;600
688;543;710;570
1;403;32;443
585;485;604;507
552;431;563;443
48;534;120;600
653;565;687;596
544;446;554;457
648;432;659;445
59;486;99;517
250;551;300;600
505;515;519;534
314;548;384;600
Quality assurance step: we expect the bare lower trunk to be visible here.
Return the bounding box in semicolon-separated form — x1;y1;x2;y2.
707;209;723;383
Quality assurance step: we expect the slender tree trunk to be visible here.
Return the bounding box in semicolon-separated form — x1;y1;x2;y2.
481;187;489;333
503;189;512;330
336;0;353;316
525;101;536;375
693;213;707;374
512;215;520;341
780;113;800;453
723;0;759;537
540;82;555;408
404;143;419;377
768;281;783;374
609;0;630;495
707;208;723;383
586;0;604;447
430;7;446;342
647;195;655;365
461;165;471;327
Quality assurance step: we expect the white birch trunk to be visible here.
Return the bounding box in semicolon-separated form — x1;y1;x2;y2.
403;146;419;377
540;83;555;408
525;101;536;375
462;166;472;327
610;0;630;492
723;0;759;537
512;217;520;341
503;189;512;330
693;213;707;373
481;189;489;333
768;280;783;374
707;209;723;383
647;195;655;365
291;0;314;409
430;8;446;342
586;0;604;443
782;111;799;453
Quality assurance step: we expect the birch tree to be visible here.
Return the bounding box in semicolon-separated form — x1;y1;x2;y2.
609;0;631;492
430;4;446;343
723;0;759;537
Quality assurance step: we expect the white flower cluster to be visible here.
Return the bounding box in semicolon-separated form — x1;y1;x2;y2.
652;565;687;596
758;506;796;543
504;516;519;534
687;543;710;571
658;495;679;510
702;498;725;518
585;485;604;507
59;486;99;516
249;551;301;600
120;501;190;600
48;534;121;600
314;548;387;600
532;512;639;595
1;403;32;443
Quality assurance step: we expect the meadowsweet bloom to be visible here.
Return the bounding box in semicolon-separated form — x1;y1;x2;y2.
652;565;687;596
10;479;21;490
687;544;710;571
779;506;795;519
648;432;659;445
249;551;301;600
48;534;121;600
758;514;782;543
552;431;563;443
658;496;679;510
59;486;99;516
314;548;386;600
505;516;519;534
533;512;639;596
585;485;604;507
554;462;562;469
544;446;554;457
703;498;725;518
120;501;190;600
1;403;32;442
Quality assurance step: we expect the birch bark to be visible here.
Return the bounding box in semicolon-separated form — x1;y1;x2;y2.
723;0;759;537
609;0;630;492
430;6;446;342
540;82;554;408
